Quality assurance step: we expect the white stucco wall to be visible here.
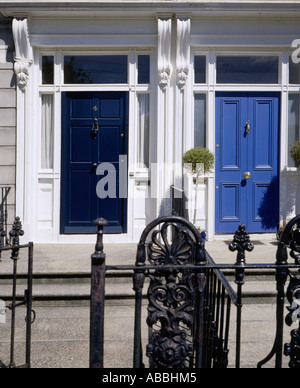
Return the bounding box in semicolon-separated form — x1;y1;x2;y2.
1;1;300;241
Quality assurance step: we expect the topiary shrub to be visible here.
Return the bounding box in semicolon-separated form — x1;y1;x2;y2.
182;147;215;174
291;140;300;168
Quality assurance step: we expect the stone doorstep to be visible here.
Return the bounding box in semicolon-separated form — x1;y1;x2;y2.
0;240;280;301
0;275;279;301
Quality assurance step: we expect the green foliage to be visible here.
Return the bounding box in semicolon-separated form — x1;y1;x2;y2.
182;147;215;174
291;140;300;168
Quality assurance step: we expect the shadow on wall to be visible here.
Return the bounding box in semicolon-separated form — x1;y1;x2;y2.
0;15;15;86
257;176;279;231
279;169;300;226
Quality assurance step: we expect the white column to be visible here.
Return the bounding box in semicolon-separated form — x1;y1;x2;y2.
280;52;289;228
12;18;33;236
174;17;190;193
153;16;173;216
206;51;216;241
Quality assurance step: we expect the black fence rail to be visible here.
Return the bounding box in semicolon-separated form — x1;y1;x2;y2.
0;217;35;369
202;253;235;368
89;214;300;369
0;187;11;248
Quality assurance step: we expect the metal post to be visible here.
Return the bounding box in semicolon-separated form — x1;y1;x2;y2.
195;239;207;368
133;269;145;368
89;218;108;369
25;242;34;368
8;217;24;368
133;242;146;368
229;224;254;369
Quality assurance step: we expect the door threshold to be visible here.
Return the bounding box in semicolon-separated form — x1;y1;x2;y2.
57;233;133;244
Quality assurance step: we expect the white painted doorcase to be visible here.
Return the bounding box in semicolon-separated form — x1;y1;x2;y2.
4;3;300;242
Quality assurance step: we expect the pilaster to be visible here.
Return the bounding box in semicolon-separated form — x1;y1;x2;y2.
12;18;33;236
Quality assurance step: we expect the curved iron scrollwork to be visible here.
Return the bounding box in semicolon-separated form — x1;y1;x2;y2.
133;216;206;369
286;274;300;327
258;215;300;368
290;226;300;264
284;273;300;368
147;222;194;266
146;268;196;368
284;219;300;368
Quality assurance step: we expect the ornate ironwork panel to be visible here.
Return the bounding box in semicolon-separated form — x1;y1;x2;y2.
89;214;300;369
133;216;206;368
284;218;300;368
258;215;300;369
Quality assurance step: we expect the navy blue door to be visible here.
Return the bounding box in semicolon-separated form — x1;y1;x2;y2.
61;92;128;234
215;93;280;233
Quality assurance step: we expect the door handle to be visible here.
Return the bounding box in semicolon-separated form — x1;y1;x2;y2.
243;172;252;180
91;118;99;137
246;121;250;134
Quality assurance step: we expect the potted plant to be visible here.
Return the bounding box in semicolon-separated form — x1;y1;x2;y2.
291;140;300;168
182;147;215;225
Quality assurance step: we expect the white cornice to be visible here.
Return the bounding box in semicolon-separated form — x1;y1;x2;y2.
2;1;300;19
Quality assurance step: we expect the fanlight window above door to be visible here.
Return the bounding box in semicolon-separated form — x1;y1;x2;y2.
64;56;128;84
217;56;279;84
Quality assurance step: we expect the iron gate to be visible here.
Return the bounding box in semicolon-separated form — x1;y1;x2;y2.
0;217;34;368
90;214;300;369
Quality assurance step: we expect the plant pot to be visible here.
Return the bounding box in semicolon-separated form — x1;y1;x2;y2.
184;170;207;229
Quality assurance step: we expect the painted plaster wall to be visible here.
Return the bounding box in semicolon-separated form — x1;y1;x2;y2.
1;2;300;241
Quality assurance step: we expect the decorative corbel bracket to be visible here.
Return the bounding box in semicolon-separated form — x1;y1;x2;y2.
176;18;190;89
12;18;33;90
157;17;172;90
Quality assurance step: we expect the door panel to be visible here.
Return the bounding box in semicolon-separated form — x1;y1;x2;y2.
61;92;128;234
220;98;243;170
252;99;274;170
99;126;121;162
215;92;280;233
69;171;92;222
71;125;93;162
100;99;120;118
253;182;271;222
220;183;241;223
71;98;93;119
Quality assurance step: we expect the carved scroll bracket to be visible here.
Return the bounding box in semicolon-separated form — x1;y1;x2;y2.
12;18;33;90
157;17;172;90
176;18;190;89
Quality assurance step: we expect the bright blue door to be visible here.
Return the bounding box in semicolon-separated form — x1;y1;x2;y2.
215;93;280;233
61;92;128;234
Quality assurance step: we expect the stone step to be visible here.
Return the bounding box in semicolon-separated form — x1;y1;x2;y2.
0;300;291;368
0;270;279;302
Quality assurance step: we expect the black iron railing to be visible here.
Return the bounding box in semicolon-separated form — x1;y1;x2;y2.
89;214;300;369
202;253;236;368
0;187;11;248
0;217;35;369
